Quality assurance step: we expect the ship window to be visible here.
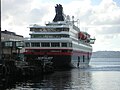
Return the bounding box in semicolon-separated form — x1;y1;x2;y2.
61;43;67;47
31;34;40;38
63;28;69;31
31;42;40;47
83;55;85;62
51;42;60;47
25;42;30;47
69;43;72;47
31;35;34;38
41;42;50;47
61;34;69;38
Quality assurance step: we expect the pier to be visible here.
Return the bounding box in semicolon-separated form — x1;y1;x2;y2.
0;30;54;80
0;58;54;80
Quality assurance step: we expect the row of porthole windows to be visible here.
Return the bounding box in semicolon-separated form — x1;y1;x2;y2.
25;42;72;47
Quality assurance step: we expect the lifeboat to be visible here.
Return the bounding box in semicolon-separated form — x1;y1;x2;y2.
78;32;87;40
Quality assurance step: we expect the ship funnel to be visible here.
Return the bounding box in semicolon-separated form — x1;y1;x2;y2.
53;4;65;22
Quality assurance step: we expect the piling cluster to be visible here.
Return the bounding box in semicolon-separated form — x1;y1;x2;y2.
0;59;54;80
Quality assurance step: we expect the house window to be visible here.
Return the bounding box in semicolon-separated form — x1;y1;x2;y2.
5;41;13;47
16;41;24;47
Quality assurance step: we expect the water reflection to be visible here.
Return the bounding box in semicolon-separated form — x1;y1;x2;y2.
0;76;18;89
0;69;92;90
70;69;92;90
1;58;120;90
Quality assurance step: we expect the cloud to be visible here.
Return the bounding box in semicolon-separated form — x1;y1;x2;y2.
1;0;51;36
62;0;120;36
28;8;49;23
89;0;120;25
1;0;33;25
1;0;120;51
89;25;120;35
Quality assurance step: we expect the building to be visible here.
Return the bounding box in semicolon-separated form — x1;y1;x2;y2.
1;30;24;60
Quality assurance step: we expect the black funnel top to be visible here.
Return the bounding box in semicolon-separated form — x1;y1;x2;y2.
53;4;65;22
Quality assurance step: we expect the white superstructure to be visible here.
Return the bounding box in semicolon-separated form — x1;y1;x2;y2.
24;4;95;68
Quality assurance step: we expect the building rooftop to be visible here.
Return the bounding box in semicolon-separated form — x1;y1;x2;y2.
1;30;23;37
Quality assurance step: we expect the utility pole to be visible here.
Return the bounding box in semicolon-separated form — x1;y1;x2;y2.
0;1;2;63
0;28;2;64
0;27;1;61
0;24;1;58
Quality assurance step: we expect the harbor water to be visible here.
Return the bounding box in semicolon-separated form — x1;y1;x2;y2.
1;58;120;90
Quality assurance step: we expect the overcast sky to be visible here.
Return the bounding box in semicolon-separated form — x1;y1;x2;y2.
1;0;120;51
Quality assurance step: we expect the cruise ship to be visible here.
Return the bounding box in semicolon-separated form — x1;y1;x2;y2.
24;4;95;68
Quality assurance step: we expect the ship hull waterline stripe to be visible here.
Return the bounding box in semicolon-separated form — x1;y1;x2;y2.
24;51;92;56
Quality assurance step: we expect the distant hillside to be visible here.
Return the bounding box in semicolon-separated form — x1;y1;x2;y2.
92;51;120;58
